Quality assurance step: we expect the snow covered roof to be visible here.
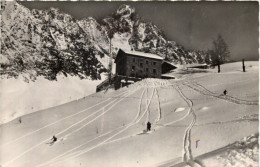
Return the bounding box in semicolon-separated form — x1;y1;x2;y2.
161;74;175;78
121;49;163;60
184;63;208;68
162;60;177;67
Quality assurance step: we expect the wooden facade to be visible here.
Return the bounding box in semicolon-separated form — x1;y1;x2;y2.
115;49;163;78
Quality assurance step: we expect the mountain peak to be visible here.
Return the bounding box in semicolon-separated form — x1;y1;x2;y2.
115;4;135;18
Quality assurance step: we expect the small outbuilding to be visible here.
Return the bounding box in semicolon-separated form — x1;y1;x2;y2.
185;63;209;69
162;61;177;74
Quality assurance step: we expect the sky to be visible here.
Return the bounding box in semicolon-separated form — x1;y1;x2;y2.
20;1;259;61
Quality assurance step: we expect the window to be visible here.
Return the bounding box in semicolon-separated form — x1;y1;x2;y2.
132;66;135;71
146;60;149;64
153;69;157;74
133;58;135;62
146;68;149;72
140;63;143;67
153;62;156;65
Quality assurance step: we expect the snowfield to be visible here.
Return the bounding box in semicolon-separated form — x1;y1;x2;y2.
0;61;258;167
0;74;106;124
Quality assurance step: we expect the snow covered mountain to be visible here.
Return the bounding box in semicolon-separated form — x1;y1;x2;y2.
1;1;105;81
1;2;210;81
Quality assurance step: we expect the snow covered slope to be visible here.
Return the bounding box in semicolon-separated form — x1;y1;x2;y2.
0;61;258;167
197;133;258;167
0;74;105;125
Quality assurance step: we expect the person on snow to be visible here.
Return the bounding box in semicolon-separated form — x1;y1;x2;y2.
147;121;151;131
223;90;227;95
51;135;57;143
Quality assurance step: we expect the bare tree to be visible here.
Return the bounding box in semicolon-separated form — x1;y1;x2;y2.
211;34;230;72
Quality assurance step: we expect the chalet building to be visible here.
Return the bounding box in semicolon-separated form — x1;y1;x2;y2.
96;49;176;92
115;49;163;78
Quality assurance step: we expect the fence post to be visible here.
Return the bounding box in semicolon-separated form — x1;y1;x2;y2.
242;59;245;72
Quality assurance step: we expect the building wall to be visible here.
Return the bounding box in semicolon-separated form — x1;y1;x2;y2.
125;54;162;78
115;51;127;76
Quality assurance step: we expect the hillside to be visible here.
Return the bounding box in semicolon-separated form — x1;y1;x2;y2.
0;61;258;167
0;74;106;125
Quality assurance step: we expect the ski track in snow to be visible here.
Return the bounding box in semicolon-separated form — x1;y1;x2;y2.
50;83;177;167
188;80;216;95
37;126;122;167
146;87;150;123
2;90;135;167
176;85;201;167
36;88;148;167
157;85;191;127
105;86;163;143
155;87;162;122
2;90;128;147
183;81;258;106
4;76;257;167
56;93;132;137
59;95;129;139
46;87;156;167
65;88;154;161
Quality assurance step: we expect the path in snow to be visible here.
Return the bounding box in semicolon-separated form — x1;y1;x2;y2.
159;85;191;127
183;81;258;105
155;88;162;122
176;85;202;167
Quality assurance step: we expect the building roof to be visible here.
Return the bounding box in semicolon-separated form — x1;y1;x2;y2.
117;49;163;61
162;60;177;67
184;63;208;68
161;73;175;79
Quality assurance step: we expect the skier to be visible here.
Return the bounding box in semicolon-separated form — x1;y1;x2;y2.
223;90;227;95
46;135;58;146
147;121;151;131
51;135;57;143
